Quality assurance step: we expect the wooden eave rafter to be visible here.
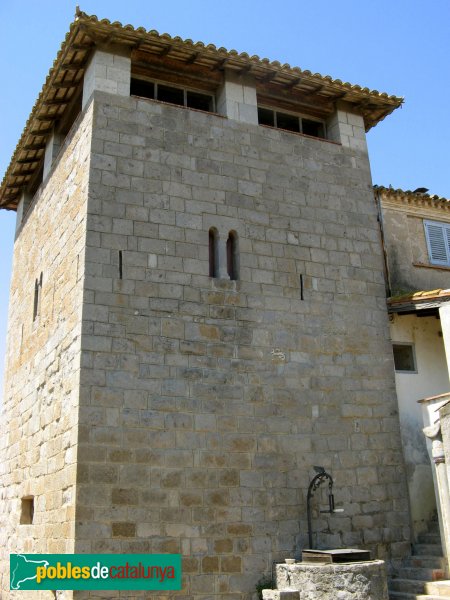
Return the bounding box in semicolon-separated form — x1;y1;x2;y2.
0;9;403;210
43;99;70;106
185;52;199;65
388;296;450;314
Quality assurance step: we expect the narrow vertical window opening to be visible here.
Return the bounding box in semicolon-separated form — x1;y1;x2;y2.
226;230;239;281
33;280;39;321
209;228;219;278
300;274;304;300
33;272;43;322
119;250;123;280
20;496;34;524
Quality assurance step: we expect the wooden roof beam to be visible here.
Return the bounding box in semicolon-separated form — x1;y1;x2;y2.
29;128;53;136
79;23;109;44
238;64;252;75
71;43;95;52
302;84;324;97
329;91;348;102
185;52;199;65
43;99;70;106
211;58;228;71
23;143;46;151
16;158;40;164
51;81;80;89
35;115;55;122
61;60;87;71
260;71;277;84
284;77;301;89
12;169;35;177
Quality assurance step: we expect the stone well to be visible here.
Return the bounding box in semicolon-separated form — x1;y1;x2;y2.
262;560;389;600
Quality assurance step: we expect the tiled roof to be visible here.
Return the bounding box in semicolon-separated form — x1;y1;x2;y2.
0;9;404;210
388;288;450;313
374;185;450;206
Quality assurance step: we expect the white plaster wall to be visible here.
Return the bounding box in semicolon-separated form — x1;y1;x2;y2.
390;313;450;537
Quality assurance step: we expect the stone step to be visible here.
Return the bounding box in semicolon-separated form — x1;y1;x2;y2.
416;596;450;600
424;581;450;597
404;555;447;570
393;567;446;582
414;544;444;557
389;578;427;594
426;519;440;532
262;591;299;600
418;533;443;545
389;592;443;600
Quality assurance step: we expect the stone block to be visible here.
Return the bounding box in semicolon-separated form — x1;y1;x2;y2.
112;521;136;537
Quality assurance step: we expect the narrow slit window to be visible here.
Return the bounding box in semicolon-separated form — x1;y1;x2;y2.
20;496;34;524
226;230;239;281
33;272;43;322
119;250;123;280
209;228;219;278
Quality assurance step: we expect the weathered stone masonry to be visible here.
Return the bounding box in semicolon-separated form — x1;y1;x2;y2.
72;89;410;597
0;105;93;596
0;13;412;600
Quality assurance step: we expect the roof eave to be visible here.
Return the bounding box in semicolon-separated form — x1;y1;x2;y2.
0;10;404;210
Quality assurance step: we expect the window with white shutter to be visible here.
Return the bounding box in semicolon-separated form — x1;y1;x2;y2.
424;220;450;266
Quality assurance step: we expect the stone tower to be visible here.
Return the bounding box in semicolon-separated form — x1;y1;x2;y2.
0;10;411;599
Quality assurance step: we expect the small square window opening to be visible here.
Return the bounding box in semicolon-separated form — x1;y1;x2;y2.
393;344;417;373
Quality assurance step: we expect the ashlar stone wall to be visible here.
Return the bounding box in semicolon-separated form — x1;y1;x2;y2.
73;90;410;599
0;104;93;598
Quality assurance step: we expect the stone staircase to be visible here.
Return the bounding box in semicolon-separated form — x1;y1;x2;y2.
389;519;449;600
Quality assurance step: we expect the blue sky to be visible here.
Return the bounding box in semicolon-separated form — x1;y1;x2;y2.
0;0;449;395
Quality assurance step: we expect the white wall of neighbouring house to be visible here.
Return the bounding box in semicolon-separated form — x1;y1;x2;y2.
390;312;450;538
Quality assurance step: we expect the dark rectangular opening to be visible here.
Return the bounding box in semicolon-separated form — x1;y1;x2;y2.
59;90;82;137
20;497;34;524
276;112;300;132
157;84;184;106
258;107;275;127
393;344;416;372
302;118;325;138
226;231;239;281
130;78;155;99
33;272;43;322
28;164;44;200
186;91;213;112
